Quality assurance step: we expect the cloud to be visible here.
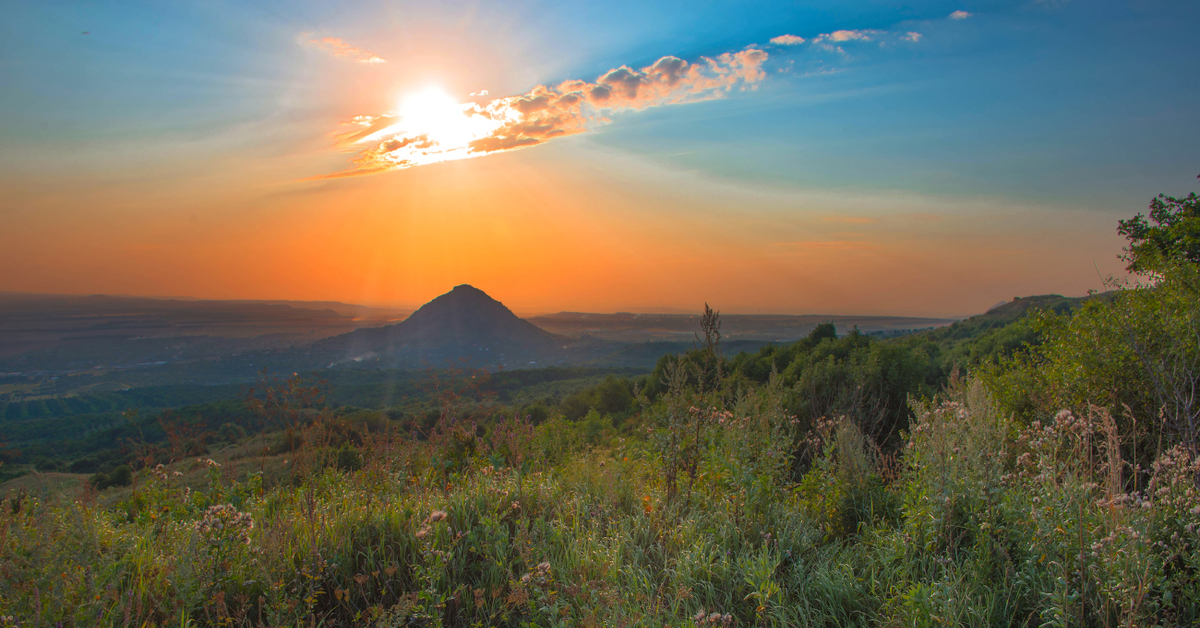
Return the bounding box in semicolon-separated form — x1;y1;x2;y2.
814;30;876;43
808;29;885;53
949;10;972;19
770;34;806;45
301;34;387;64
799;27;923;53
318;47;769;178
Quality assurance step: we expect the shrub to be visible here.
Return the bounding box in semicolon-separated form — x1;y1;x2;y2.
90;464;133;490
335;443;363;471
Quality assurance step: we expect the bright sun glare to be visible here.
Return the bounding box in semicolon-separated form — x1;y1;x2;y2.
350;86;511;167
398;88;470;145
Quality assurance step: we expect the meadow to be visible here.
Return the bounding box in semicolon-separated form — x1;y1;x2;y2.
3;208;1199;627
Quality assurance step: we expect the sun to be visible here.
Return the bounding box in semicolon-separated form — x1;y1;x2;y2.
343;85;514;170
397;87;479;147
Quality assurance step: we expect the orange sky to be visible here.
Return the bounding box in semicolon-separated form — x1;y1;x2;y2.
4;1;1198;318
0;137;1127;318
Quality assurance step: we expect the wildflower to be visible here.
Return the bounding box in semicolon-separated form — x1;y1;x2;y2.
429;510;448;522
195;504;253;546
512;501;520;510
1191;505;1200;515
537;561;551;575
694;609;707;622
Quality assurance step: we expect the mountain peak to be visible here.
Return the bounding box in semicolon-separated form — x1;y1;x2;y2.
448;284;489;297
413;285;508;320
320;284;562;368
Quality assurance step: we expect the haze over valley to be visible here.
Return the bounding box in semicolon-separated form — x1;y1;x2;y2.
1;285;957;389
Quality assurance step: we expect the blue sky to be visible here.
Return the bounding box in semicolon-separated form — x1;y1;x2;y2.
1;0;1198;315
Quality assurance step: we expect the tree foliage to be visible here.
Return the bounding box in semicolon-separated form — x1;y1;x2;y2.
1118;175;1200;272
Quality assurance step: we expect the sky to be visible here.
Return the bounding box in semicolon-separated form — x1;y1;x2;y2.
1;0;1198;317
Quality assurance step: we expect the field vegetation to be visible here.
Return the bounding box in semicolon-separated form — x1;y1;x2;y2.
1;185;1199;626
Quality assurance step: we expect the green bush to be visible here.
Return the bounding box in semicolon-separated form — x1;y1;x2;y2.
89;464;133;490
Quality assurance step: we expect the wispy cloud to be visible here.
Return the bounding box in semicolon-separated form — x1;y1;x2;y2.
301;33;387;64
770;34;806;45
814;29;878;43
949;10;972;19
319;48;768;178
806;28;923;54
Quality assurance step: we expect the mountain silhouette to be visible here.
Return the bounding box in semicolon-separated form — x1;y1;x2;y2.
317;285;565;368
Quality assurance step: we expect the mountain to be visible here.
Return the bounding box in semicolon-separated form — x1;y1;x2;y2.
317;285;568;368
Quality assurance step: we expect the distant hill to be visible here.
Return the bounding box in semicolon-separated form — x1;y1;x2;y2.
317;285;570;368
896;293;1111;371
919;293;1098;342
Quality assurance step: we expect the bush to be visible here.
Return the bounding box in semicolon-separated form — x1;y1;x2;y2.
218;422;247;444
34;458;62;472
90;464;133;490
69;457;99;474
335;443;363;471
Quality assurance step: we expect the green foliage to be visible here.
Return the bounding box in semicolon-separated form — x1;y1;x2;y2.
1118;176;1200;272
985;259;1200;456
903;377;1011;559
336;443;364;471
89;464;133;490
218;422;247;444
707;372;799;499
560;375;635;423
6;364;1200;627
784;330;933;447
649;357;704;504
797;417;898;540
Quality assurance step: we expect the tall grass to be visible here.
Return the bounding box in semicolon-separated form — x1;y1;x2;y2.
3;372;1199;627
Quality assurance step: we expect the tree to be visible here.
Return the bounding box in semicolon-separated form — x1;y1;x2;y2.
1117;174;1200;272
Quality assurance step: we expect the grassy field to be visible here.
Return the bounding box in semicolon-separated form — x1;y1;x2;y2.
2;260;1199;627
3;372;1200;627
